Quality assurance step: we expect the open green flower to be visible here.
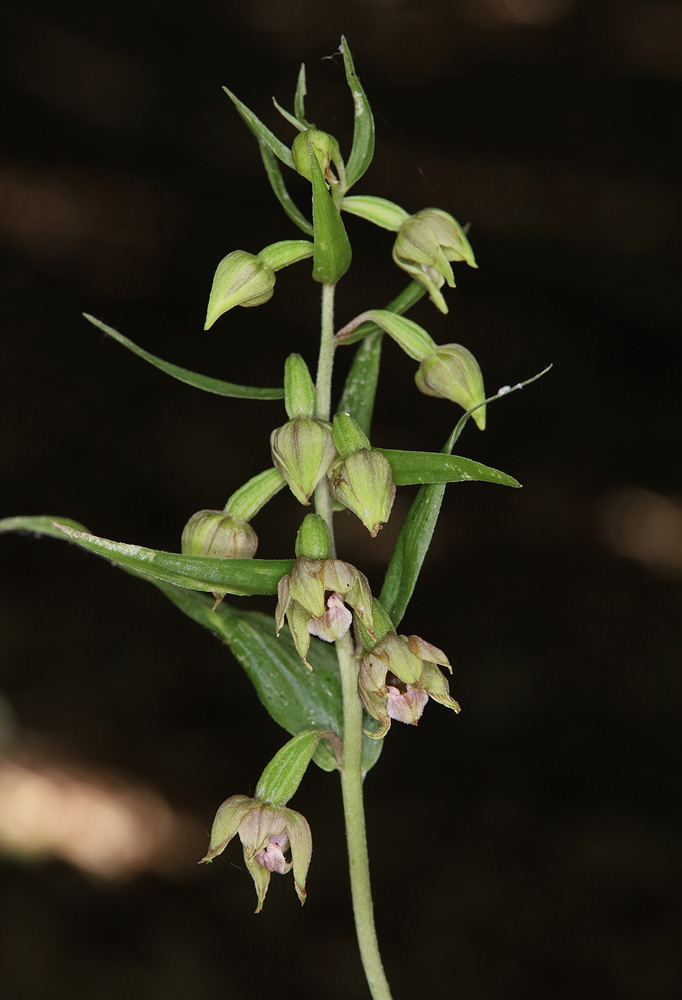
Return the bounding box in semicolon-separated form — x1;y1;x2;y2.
392;208;477;313
358;631;460;738
200;794;312;913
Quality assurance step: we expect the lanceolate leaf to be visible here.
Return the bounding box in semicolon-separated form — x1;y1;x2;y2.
310;141;352;283
0;515;382;773
294;63;310;124
256;729;338;803
53;524;293;596
259;143;313;235
154;584;383;774
223;87;295;169
341;36;375;190
379;450;521;488
84;315;284;400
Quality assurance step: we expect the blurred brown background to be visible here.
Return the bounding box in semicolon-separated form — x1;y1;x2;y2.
1;1;680;998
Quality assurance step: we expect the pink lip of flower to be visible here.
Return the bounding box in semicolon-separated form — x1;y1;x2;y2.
385;683;429;725
306;591;353;642
257;831;292;874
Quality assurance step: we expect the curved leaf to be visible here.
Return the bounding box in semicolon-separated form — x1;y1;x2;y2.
341;37;375;190
53;524;293;596
337;282;426;435
223;87;295;169
259;143;313;235
379;450;521;488
1;516;383;772
84;314;284;400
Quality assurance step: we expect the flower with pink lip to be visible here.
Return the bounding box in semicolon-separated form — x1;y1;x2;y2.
358;631;460;738
201;795;312;913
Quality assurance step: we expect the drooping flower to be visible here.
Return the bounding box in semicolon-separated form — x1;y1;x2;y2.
358;631;460;738
392;208;477;313
276;556;374;667
200;794;312;913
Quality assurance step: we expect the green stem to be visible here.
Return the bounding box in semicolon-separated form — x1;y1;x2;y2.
315;281;336;423
336;633;393;1000
313;281;393;1000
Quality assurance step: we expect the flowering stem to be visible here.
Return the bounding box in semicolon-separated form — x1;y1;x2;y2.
313;281;393;1000
336;632;393;1000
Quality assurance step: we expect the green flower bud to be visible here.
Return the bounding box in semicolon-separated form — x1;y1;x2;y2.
200;793;312;913
329;450;396;537
392;208;476;314
295;514;331;560
415;343;486;430
292;129;340;184
284;353;316;420
328;413;395;537
181;510;258;560
270;418;336;505
330;411;371;459
205;250;276;330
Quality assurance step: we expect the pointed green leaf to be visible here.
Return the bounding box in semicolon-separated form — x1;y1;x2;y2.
223;87;295;168
379;450;521;488
380;368;551;624
83;314;283;400
341;36;375;189
53;523;293;596
310;140;352;283
158;586;383;774
258;143;313;235
272;97;307;132
0;515;89;539
1;516;383;772
294;63;309;124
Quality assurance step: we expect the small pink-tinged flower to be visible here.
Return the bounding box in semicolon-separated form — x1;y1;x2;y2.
275;557;374;667
200;795;312;913
358;631;460;738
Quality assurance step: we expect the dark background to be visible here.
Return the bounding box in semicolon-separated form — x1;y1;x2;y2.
1;1;680;998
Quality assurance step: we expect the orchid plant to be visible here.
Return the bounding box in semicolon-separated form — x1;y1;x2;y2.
0;38;548;1000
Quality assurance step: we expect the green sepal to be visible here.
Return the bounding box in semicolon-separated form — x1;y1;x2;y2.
0;516;384;773
342;195;409;231
378;449;520;488
222;86;295;169
309;139;352;283
256;729;342;804
258;143;313;235
355;597;394;652
341;36;375;190
83;315;283;401
52;523;293;596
